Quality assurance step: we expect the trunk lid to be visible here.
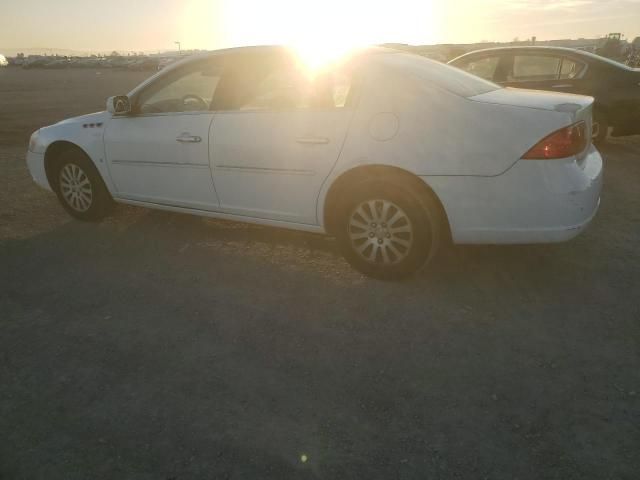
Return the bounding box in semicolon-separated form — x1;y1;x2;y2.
469;87;594;154
469;87;593;113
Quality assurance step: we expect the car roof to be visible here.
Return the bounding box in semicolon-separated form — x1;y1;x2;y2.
185;44;396;61
449;45;635;70
157;45;397;75
128;45;399;97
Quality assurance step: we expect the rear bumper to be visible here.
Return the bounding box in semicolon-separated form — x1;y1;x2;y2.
425;145;603;244
26;150;51;191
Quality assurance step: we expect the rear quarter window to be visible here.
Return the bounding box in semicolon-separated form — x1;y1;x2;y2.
387;53;501;97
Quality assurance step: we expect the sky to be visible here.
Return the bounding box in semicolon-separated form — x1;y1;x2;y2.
1;0;639;53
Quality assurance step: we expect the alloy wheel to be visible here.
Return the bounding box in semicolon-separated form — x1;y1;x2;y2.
59;163;93;212
348;199;414;265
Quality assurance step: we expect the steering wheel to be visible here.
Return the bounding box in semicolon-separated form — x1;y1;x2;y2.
182;94;208;111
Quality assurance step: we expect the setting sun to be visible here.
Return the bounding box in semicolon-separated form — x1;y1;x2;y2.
214;0;441;70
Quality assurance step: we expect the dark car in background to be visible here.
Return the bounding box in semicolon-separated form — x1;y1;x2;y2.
449;46;640;142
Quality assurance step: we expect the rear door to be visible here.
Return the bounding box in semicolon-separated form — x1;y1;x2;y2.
208;52;358;225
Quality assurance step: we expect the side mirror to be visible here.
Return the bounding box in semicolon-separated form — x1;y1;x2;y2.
106;95;131;115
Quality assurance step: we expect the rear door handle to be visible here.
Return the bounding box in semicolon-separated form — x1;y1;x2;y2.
296;136;329;145
176;133;202;143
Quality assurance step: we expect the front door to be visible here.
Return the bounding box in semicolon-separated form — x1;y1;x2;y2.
209;53;357;225
104;58;223;210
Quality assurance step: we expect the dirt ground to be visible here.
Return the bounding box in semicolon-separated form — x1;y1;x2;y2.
1;67;639;480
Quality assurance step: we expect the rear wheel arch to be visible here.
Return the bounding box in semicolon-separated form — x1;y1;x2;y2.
322;164;451;241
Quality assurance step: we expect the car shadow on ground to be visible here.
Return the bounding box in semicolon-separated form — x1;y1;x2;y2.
99;204;603;288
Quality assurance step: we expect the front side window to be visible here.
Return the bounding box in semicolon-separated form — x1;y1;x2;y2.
136;61;222;114
510;55;562;81
459;56;500;81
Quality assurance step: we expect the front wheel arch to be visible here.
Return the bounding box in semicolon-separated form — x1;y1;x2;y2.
44;141;114;221
44;141;95;190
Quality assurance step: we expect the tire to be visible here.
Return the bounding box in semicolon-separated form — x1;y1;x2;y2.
335;178;443;280
593;113;609;145
51;148;113;221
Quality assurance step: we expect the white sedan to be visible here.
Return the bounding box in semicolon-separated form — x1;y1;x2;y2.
26;46;602;279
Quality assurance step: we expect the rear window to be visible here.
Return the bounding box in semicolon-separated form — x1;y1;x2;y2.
390;53;501;97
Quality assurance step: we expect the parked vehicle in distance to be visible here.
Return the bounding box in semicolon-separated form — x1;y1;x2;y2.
0;54;8;67
127;57;160;71
22;57;50;69
448;46;640;142
157;57;179;70
42;58;70;69
26;46;602;279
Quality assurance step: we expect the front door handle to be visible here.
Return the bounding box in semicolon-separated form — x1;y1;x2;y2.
176;133;202;143
296;136;329;145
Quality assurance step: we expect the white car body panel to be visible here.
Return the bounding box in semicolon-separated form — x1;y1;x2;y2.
210;109;353;224
26;47;604;246
425;145;602;243
26;151;49;190
117;198;325;234
104;112;218;210
27;111;112;191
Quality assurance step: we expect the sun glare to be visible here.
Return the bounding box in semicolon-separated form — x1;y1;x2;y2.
291;41;360;75
215;0;440;72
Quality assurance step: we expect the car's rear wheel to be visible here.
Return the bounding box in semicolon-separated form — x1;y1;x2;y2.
336;179;442;279
52;149;112;221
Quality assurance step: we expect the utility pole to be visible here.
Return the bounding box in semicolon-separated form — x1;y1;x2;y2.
174;41;181;54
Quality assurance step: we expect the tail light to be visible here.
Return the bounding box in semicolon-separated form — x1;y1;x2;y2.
523;121;587;160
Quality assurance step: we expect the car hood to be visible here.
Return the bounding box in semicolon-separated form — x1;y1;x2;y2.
55;111;110;126
469;87;593;113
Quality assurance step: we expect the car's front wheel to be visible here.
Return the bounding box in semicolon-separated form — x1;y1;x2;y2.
336;179;442;279
52;148;113;221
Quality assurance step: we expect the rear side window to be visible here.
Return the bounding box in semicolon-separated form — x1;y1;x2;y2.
458;56;500;81
239;67;353;110
212;52;355;111
511;55;561;81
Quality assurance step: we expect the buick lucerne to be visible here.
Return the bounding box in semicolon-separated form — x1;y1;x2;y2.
26;46;603;278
